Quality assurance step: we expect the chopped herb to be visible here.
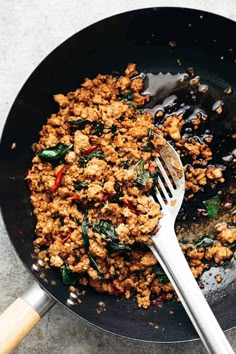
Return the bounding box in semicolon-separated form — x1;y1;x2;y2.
61;265;77;285
120;91;134;102
203;195;221;217
94;122;105;136
81;213;104;279
185;247;194;254
88;254;104;280
109;243;131;252
142;128;153;152
69;119;115;137
109;125;117;134
130;159;150;189
74;219;81;226
82;212;89;251
194;236;215;249
87;151;106;161
69;119;91;129
93;220;118;241
39;143;73;164
149;169;159;186
74;181;88;191
109;183;123;204
79;150;106;167
93;220;130;252
59;217;65;227
118;157;133;168
129;102;136;108
152;265;169;284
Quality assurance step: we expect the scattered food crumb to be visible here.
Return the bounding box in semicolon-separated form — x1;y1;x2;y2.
69;286;76;292
11;142;16;149
212;100;224;115
96;301;106;314
168;41;176;48
215;274;222;283
176;58;182;66
224;86;233;95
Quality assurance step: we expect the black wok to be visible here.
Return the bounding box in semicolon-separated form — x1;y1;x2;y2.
0;6;236;351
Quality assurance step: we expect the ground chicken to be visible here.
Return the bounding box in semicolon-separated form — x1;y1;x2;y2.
30;63;234;310
140;252;158;266
205;243;233;264
215;222;236;244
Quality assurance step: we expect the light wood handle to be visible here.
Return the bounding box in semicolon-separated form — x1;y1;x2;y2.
0;298;41;354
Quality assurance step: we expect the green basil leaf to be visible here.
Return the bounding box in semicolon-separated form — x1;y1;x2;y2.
93;220;130;253
109;243;131;252
93;122;105;136
79;151;106;167
82;212;89;251
120;91;134;101
69;119;91;129
88;254;104;280
39;143;73;163
74;182;88;191
131;159;150;189
61;265;77;285
142;128;153;152
203;195;221;217
93;220;118;241
152;265;169;284
109;183;123;204
194;236;215;249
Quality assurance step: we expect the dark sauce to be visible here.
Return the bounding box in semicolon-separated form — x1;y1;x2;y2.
143;72;236;223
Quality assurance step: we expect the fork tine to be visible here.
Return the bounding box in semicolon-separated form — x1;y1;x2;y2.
159;146;183;188
156;177;170;201
155;157;175;195
154;188;165;209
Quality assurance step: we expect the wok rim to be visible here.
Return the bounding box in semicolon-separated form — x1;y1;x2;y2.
0;5;236;344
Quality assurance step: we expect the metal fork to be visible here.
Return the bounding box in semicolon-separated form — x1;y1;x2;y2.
149;138;234;354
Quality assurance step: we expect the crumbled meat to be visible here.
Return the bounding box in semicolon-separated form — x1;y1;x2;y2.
30;63;234;309
215;222;236;244
205;242;233;264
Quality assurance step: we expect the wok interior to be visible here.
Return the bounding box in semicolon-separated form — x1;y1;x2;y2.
0;7;235;342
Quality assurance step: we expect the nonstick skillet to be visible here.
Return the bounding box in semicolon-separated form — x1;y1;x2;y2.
0;7;236;352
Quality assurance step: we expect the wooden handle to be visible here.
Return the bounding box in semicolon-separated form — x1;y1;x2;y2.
0;298;41;354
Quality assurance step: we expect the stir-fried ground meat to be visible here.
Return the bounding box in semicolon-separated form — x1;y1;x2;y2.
29;64;236;308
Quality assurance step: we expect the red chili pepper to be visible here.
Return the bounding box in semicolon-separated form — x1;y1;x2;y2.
52;166;65;192
70;194;79;201
148;166;156;173
101;193;109;202
61;232;71;244
122;199;139;215
85;144;100;155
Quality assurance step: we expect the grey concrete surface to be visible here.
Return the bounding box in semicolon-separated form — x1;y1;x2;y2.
0;1;236;353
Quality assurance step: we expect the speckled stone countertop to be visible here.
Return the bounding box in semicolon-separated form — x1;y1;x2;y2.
0;1;236;353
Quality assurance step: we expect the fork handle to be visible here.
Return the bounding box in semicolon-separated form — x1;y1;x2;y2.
151;220;235;354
